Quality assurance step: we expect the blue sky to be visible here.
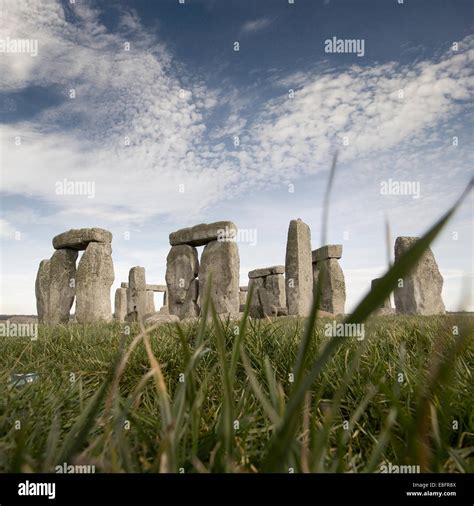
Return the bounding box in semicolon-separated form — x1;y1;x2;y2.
0;0;473;314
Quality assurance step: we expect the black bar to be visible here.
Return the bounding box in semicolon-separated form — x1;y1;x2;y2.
0;473;471;506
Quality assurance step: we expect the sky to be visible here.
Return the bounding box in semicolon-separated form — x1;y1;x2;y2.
0;0;473;314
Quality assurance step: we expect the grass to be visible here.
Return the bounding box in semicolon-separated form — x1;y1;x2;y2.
0;314;472;473
0;175;472;474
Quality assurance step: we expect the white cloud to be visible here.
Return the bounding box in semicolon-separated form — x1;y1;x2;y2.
241;16;275;34
0;219;16;239
0;1;472;314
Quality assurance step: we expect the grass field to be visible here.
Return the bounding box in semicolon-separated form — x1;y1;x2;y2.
1;173;472;475
1;312;472;473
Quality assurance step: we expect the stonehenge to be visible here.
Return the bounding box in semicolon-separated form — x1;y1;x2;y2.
35;224;448;326
199;240;240;315
393;237;445;315
285;219;313;316
35;227;114;324
248;266;286;317
35;249;77;324
115;273;168;322
312;244;346;316
165;221;240;319
166;245;199;319
75;242;114;323
169;221;237;247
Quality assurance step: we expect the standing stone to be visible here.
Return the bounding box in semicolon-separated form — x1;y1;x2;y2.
35;259;50;323
35;249;77;324
114;287;128;322
265;273;286;308
181;278;199;319
313;258;345;315
248;277;265;318
239;289;247;307
285;219;313;316
199;240;240;315
126;266;147;322
371;278;394;314
146;291;156;316
393;237;445;315
166;245;199;319
258;286;273;318
76;242;114;323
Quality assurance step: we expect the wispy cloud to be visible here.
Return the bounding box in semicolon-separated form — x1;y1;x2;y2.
241;16;275;34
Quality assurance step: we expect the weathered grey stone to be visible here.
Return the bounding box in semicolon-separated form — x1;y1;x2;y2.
258;286;272;317
199;240;240;315
248;265;285;279
53;227;112;250
144;312;180;325
239;289;247;306
285;219;313;316
35;259;50;323
371;278;392;310
126;266;147;322
248;277;265;318
35;249;77;324
159;305;169;315
265;274;286;308
170;221;237;247
312;244;342;263
313;258;346;315
393;236;445;315
75;242;114;323
114;287;128;322
180;278;199;319
120;282;167;292
166;245;199;318
240;286;248;292
146;291;156;315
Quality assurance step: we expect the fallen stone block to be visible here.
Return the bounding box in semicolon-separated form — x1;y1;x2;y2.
144;313;180;325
